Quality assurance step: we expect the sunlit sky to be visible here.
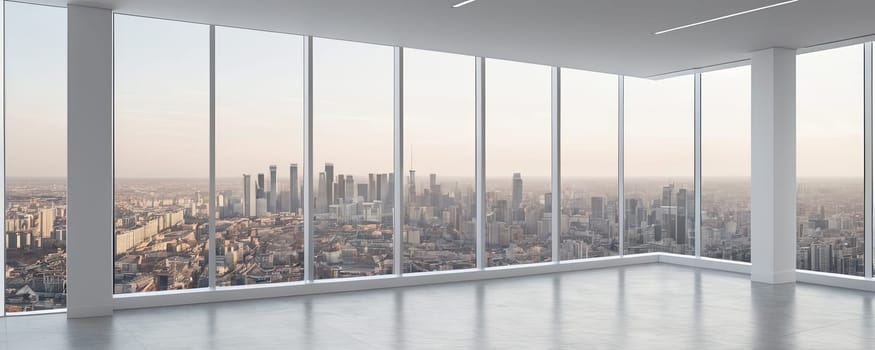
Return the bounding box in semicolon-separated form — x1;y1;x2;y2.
4;2;865;179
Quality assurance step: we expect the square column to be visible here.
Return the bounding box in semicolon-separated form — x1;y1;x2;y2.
67;5;114;318
750;48;797;284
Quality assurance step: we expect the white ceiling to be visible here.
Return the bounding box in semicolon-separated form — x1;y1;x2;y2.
25;0;875;77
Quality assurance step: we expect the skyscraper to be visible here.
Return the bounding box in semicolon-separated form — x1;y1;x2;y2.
243;174;252;217
317;172;327;212
368;173;376;202
376;174;385;201
345;175;355;203
408;169;417;205
256;173;265;200
325;163;335;206
336;174;346;203
269;165;277;213
290;163;299;213
512;173;523;221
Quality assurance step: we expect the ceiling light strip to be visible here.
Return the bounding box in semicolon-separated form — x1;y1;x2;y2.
653;0;798;35
453;0;478;8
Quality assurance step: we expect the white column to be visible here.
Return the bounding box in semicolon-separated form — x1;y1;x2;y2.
475;57;486;269
303;36;314;281
551;67;560;263
393;47;404;276
750;48;796;284
67;5;114;318
0;1;6;317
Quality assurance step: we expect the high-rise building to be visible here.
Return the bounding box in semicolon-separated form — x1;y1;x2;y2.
39;208;56;239
317;172;327;212
408;169;417;205
269;165;277;213
256;173;265;200
676;188;687;244
336;174;346;204
544;192;552;214
345;175;355;203
512;173;523;221
357;183;369;202
243;174;254;217
290;163;299;213
325;163;335;206
368;173;376;202
376;174;384;200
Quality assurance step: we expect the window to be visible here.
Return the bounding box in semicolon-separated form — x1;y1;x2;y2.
485;58;551;267
113;15;210;293
4;1;67;312
623;76;695;256
312;38;394;279
215;27;304;285
402;49;476;273
559;69;619;260
701;66;751;262
797;45;864;276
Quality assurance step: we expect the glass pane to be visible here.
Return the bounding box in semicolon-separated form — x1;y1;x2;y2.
701;66;751;262
560;69;619;260
113;15;210;293
485;58;551;267
4;2;67;312
402;49;476;273
313;38;394;279
797;45;864;276
624;76;694;256
215;27;304;285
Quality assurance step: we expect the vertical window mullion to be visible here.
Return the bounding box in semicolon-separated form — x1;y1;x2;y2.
865;42;873;279
475;57;486;269
208;25;217;290
393;46;403;276
694;73;702;258
551;67;561;263
303;36;314;282
618;76;625;257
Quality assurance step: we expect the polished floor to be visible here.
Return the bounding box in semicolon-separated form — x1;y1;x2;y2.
1;264;874;349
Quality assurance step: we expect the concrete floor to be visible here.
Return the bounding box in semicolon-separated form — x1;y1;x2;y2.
1;264;874;349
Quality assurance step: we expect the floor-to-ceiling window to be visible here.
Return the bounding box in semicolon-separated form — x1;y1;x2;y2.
4;1;67;312
215;27;304;285
797;44;864;276
113;15;210;293
623;76;695;256
701;66;751;262
402;49;476;273
485;58;551;267
312;38;394;279
560;69;619;260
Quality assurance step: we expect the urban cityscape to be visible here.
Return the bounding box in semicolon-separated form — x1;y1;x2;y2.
4;171;867;311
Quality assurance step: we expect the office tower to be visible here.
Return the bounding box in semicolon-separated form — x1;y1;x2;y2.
592;196;606;220
256;173;265;200
429;173;440;207
325;163;335;206
661;184;674;207
357;183;369;202
243;174;252;217
39;208;56;239
408;169;417;205
269;165;277;213
368;173;376;202
544;192;552;214
512;173;523;221
495;199;509;223
676;188;687;244
290;163;299;213
345;175;355;203
376;174;384;200
378;173;389;203
387;172;395;208
336;174;346;203
317;172;327;213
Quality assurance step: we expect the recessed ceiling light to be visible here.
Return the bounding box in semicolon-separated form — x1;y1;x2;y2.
453;0;478;8
654;0;799;35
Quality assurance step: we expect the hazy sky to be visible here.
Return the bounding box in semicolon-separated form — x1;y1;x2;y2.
4;2;865;179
